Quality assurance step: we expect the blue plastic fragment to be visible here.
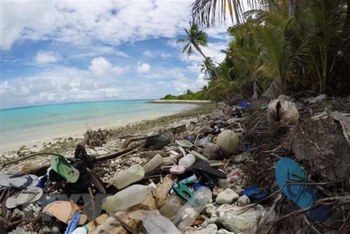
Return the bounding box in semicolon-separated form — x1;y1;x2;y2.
65;212;81;234
239;101;250;109
242;186;269;200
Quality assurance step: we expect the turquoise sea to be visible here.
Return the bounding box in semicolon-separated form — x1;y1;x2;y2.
0;100;197;152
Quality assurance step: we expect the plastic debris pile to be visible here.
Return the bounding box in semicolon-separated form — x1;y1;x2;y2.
1;95;350;234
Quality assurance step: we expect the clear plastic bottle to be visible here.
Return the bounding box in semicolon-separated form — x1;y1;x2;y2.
101;183;157;213
178;154;196;168
109;164;145;189
143;154;163;172
172;186;212;232
159;195;182;219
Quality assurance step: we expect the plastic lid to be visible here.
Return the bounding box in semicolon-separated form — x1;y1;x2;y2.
148;183;157;190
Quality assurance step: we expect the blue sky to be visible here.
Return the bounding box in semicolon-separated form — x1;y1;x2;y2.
0;0;230;109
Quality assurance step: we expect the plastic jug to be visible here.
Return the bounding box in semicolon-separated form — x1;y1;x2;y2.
143;154;163;172
159;195;182;219
109;164;145;189
178;154;196;168
172;186;212;232
101;183;156;213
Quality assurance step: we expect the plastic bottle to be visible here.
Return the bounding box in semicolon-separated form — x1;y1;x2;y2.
70;227;88;234
159;195;182;219
178;154;196;168
101;183;157;213
172;186;212;232
109;164;145;189
143;154;163;172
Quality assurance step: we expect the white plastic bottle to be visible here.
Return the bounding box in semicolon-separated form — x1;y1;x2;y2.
172;186;212;232
71;226;88;234
178;154;196;168
143;154;163;172
109;164;145;189
101;183;157;213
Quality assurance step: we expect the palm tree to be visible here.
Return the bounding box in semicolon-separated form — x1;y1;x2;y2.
177;22;208;59
191;0;302;27
191;0;262;27
200;57;218;79
185;89;193;95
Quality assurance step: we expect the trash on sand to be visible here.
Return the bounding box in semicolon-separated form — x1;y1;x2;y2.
173;186;212;232
216;130;239;154
275;157;330;222
129;210;181;234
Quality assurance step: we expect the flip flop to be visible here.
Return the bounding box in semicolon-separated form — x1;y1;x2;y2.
190;160;227;179
275;157;330;222
64;212;81;234
6;187;43;209
0;174;38;189
42;201;87;225
50;155;80;183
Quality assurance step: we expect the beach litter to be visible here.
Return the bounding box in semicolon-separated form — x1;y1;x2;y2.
1;96;350;233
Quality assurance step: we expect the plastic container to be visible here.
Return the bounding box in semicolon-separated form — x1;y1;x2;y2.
129;210;181;234
101;183;156;213
143;154;163;172
159;195;182;219
178;154;196;168
172;186;212;232
70;227;88;234
109;164;145;189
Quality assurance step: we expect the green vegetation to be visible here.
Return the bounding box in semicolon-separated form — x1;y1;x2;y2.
172;0;350;102
161;89;208;100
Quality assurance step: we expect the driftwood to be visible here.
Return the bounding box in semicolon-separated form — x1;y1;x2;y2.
95;144;141;162
168;124;186;134
122;136;147;148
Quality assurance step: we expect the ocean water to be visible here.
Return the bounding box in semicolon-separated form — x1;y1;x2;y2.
0;100;197;152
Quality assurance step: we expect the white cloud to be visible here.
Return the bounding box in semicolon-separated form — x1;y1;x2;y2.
143;50;155;57
116;51;129;58
0;0;197;50
89;57;113;76
137;62;151;73
161;52;172;58
0;65;168;109
34;51;61;64
89;57;125;76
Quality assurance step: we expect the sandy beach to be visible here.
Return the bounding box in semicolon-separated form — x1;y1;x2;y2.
0;104;215;172
0;101;200;154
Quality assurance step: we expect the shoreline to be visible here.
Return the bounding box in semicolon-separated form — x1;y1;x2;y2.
0;102;200;154
148;100;212;104
0;104;215;172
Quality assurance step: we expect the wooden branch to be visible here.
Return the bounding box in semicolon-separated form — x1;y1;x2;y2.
123;136;147;148
95;143;141;162
88;187;98;227
0;152;66;171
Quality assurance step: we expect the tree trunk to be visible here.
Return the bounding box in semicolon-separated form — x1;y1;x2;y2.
289;0;298;17
252;82;258;99
346;0;350;30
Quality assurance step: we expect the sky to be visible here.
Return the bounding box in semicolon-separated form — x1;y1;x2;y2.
0;0;232;109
